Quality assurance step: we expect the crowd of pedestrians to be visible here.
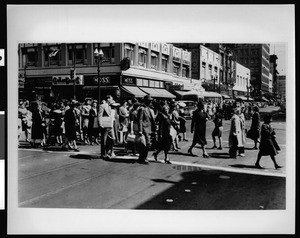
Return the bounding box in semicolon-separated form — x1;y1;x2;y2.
18;95;282;169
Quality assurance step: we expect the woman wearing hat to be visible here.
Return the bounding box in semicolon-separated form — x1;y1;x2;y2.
228;106;243;158
246;105;260;149
188;100;209;158
255;114;282;169
63;100;80;151
152;104;172;164
87;100;100;145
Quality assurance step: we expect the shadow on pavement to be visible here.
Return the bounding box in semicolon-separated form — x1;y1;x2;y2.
208;152;231;159
69;154;100;160
135;169;286;210
104;157;137;164
229;164;260;169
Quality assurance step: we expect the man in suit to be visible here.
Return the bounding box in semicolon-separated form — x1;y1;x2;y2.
137;95;156;164
98;95;115;159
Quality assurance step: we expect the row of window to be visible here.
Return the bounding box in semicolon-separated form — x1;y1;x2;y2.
21;44;115;68
124;45;190;77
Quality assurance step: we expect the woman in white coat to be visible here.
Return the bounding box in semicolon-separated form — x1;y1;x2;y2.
228;107;244;158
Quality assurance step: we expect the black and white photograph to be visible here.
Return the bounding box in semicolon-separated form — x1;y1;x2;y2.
7;4;295;235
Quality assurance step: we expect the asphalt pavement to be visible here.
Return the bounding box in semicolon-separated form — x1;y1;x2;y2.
18;106;286;210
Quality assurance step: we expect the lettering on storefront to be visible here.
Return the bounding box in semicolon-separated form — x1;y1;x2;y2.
52;75;84;85
93;76;111;85
122;77;136;85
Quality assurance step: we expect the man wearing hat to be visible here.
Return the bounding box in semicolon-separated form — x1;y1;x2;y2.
136;95;156;164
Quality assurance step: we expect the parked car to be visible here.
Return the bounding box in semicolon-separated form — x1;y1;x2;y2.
175;100;197;119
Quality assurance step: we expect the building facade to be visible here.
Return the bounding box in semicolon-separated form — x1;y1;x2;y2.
269;54;279;97
277;75;286;101
232;61;251;97
233;44;271;97
18;43;192;102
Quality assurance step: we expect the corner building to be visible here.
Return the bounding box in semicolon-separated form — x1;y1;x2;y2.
18;43;192;102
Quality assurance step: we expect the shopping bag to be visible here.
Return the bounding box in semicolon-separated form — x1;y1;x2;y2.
126;133;136;143
134;133;146;147
100;115;114;128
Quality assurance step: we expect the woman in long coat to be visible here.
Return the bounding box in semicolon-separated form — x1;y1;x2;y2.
247;106;260;149
64;100;79;151
88;101;99;145
49;103;63;145
188;100;209;158
228;107;243;158
30;102;45;147
152;104;172;164
255;114;282;169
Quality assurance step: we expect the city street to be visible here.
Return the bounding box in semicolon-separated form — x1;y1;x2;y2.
18;106;286;210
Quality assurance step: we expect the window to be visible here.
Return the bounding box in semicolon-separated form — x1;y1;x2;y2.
173;62;180;76
44;45;61;67
149;80;155;87
138;48;147;67
182;66;189;78
124;44;134;65
202;62;206;68
137;78;143;86
24;47;38;67
102;46;115;64
159;81;164;88
151;52;158;70
142;79;149;87
68;44;86;65
161;55;168;72
154;81;160;88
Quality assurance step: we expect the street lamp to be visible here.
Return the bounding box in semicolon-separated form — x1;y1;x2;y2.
94;48;104;104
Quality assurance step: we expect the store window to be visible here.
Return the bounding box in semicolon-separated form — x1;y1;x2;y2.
154;81;160;88
138;48;147;67
151;52;158;70
149;80;155;87
137;78;143;86
159;81;164;88
143;79;149;87
161;54;168;72
124;44;134;65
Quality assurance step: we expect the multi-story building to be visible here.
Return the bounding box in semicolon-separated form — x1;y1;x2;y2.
232;61;251;98
233;44;271;97
18;43;192;102
269;72;273;94
277;75;286;101
269;54;279;97
173;43;235;94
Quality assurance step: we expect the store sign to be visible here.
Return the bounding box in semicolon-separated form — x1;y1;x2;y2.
122;77;136;85
93;76;111;85
173;47;182;62
162;43;170;55
52;75;84;85
151;43;159;52
138;42;149;48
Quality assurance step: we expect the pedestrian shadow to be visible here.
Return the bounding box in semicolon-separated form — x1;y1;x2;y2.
169;151;199;157
151;178;178;184
208;152;231;159
104;157;137;164
229;164;261;169
69;154;100;160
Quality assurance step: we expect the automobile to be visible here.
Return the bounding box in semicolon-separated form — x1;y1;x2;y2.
175;100;197;119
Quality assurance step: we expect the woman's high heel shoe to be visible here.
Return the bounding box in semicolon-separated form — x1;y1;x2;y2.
152;152;158;161
203;153;209;158
164;158;171;164
188;148;194;156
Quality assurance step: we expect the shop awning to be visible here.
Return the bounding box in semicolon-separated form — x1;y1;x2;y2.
174;90;189;96
202;91;222;98
154;88;176;98
236;96;254;101
82;86;119;90
121;86;147;98
139;87;176;98
221;94;231;99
